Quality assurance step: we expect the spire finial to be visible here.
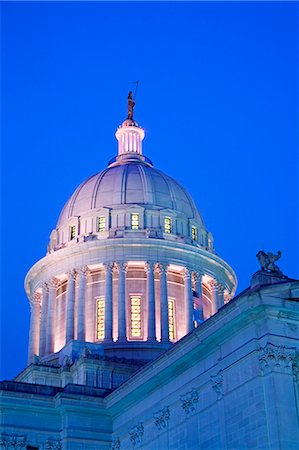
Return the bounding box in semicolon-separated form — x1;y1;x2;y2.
127;91;135;120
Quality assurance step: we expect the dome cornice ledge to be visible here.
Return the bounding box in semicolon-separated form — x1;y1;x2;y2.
25;238;237;296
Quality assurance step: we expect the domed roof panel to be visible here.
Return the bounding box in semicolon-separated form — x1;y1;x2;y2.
57;161;204;227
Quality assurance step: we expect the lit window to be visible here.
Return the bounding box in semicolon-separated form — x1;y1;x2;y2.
96;297;105;340
98;216;105;232
164;217;172;233
131;213;139;230
70;225;76;240
168;299;175;340
130;295;141;337
192;226;197;241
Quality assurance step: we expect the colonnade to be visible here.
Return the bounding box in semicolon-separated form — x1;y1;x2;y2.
27;263;227;363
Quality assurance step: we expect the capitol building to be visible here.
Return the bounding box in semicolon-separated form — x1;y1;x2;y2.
1;96;298;450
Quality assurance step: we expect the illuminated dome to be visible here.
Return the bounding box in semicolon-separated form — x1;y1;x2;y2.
25;95;237;366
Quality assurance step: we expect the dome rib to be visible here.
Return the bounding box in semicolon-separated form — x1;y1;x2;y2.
91;168;111;209
56;161;205;229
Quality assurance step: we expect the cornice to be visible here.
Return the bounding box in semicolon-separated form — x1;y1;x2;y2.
25;237;237;295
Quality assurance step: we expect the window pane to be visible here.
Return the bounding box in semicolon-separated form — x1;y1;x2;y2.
96;298;105;339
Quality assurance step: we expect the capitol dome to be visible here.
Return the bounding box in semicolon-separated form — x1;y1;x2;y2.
25;96;237;366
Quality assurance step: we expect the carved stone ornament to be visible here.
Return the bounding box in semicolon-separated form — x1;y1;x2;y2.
116;262;128;273
180;387;199;415
78;265;90;278
154;406;170;430
208;279;218;290
45;439;62;450
256;250;283;275
258;343;294;374
293;351;299;383
81;346;92;358
0;433;27;449
193;271;203;283
129;423;144;446
156;263;168;276
145;262;156;273
30;292;41;304
67;269;77;280
182;267;191;279
103;262;114;273
224;292;231;304
48;277;61;289
111;437;121;450
211;370;223;399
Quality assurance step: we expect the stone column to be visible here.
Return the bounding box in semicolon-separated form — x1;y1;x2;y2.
39;282;49;356
104;262;114;342
224;292;231;304
28;292;41;364
45;278;59;355
77;266;89;342
193;271;204;321
209;280;219;315
117;262;127;342
157;263;169;343
259;344;299;448
217;284;225;309
183;268;194;334
65;270;77;344
145;262;156;341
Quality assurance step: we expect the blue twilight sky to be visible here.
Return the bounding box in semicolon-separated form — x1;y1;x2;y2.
1;1;298;380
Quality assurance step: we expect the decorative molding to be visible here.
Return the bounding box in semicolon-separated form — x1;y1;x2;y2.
156;263;168;276
193;271;203;283
45;439;61;450
211;370;223;399
80;346;92;358
42;282;49;293
111;437;120;450
217;284;225;294
293;351;299;383
103;262;114;274
67;269;77;281
30;292;42;305
129;423;144;446
180;387;199;415
258;343;294;374
48;277;61;289
0;433;27;448
154;406;170;430
78;265;90;278
182;267;192;280
208;279;218;290
145;262;156;273
224;292;231;304
116;262;128;273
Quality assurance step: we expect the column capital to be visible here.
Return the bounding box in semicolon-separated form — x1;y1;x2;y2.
156;263;168;275
217;283;225;294
103;262;114;273
67;269;77;280
145;262;156;273
116;262;128;273
30;292;42;305
42;282;49;292
208;279;219;290
224;292;232;303
78;265;90;278
48;277;61;289
193;271;204;282
182;267;192;279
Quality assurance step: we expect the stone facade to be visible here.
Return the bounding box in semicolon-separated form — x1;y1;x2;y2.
1;277;299;449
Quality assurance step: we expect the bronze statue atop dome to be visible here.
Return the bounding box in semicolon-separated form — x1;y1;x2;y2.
127;91;135;120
